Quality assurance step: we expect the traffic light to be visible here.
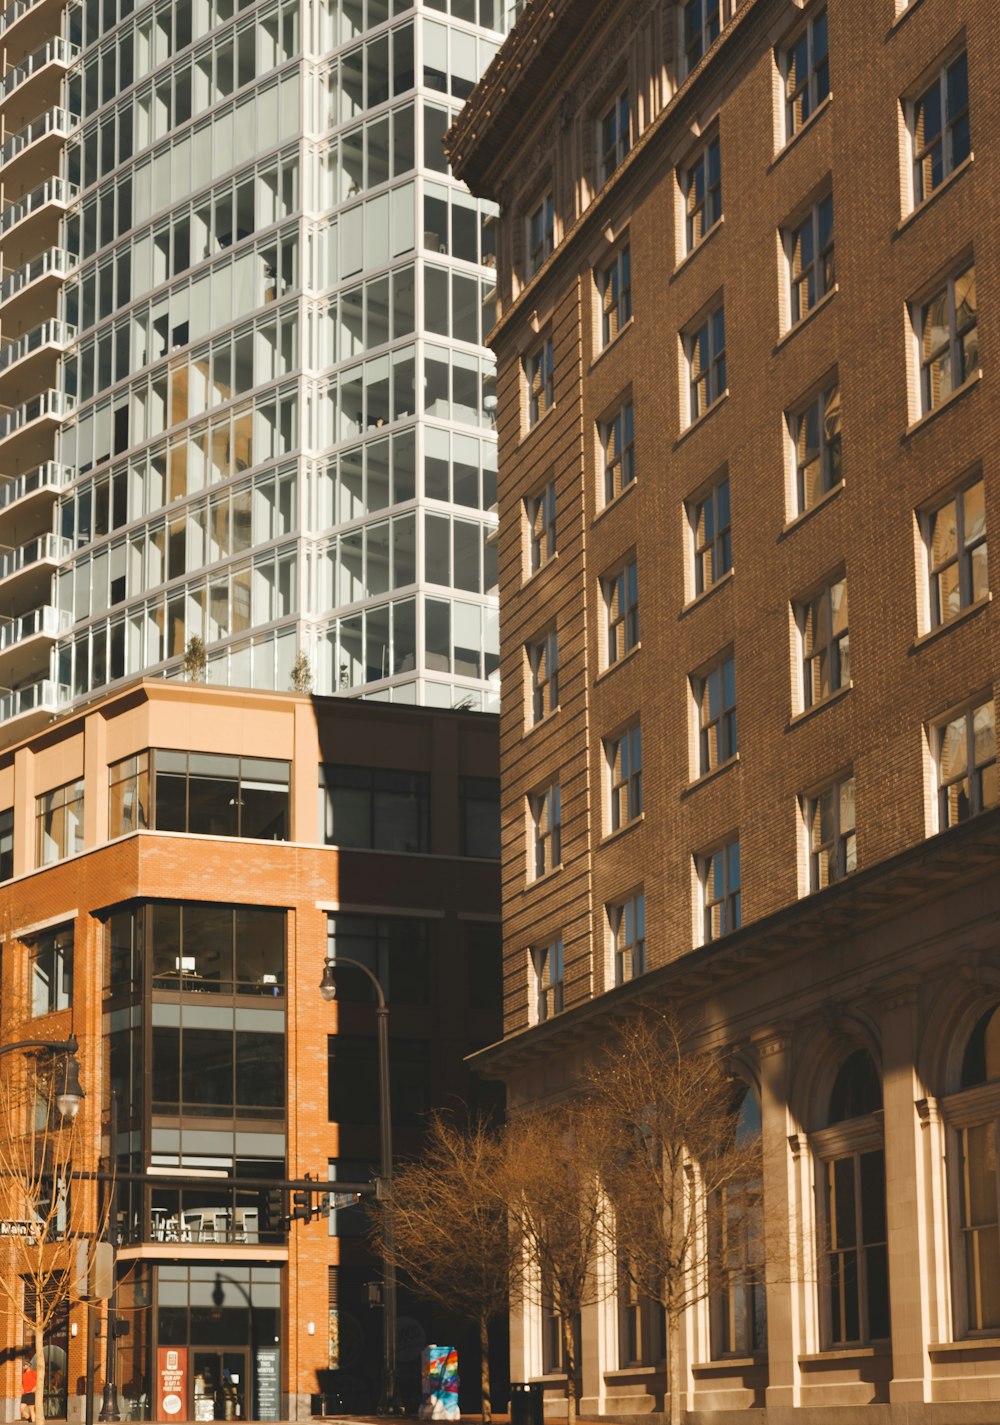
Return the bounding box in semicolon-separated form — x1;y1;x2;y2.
292;1171;313;1222
260;1186;287;1232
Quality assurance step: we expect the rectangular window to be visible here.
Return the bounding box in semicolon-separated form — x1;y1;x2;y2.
604;558;639;664
527;192;555;276
328;1034;429;1125
607;723;642;832
936;699;997;829
36;779;85;866
684;0;722;73
798;576;849;708
926;476;988;626
152;751;289;839
150;902;285;995
526;478;556;573
0;807;12;882
525;337;554;427
327;913;430;1005
700;840;741;943
459;776;500;858
806;775;856;891
782;7;829;140
788;194;834;324
599;244;632;346
695;653;737;774
789;383;842;513
686;302;726;422
916;263;978;414
602;401;635;504
958;1123;1000;1332
690;476;731;595
109;751;150;836
683;134;722;249
532;938;564;1021
31;926;74;1016
320;764;429;852
599;91;630;186
609;893;645;985
528;628;558;724
529;782;561;879
823;1150;890;1345
911;51;970;206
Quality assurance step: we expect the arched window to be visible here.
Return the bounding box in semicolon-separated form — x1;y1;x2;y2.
814;1048;889;1347
952;1005;1000;1331
713;1085;766;1357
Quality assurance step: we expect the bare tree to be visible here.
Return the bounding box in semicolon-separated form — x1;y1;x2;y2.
0;1056;106;1418
369;1113;517;1423
502;1101;612;1425
588;1009;762;1425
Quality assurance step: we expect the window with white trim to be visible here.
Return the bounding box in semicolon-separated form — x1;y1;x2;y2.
781;7;829;141
797;575;849;709
685;302;726;423
527;192;555;277
529;782;561;878
604;557;639;665
526;477;556;574
683;133;722;251
606;723;642;832
788;383;841;513
599;91;630;187
910;51;970;208
525;336;554;427
805;774;856;891
532;938;564;1021
694;652;736;775
914;262;978;415
689;475;731;595
786;193;834;325
528;627;558;725
934;698;997;829
698;838;741;943
950;1006;1000;1333
599;244;632;346
609;892;645;985
601;400;635;505
925;475;988;627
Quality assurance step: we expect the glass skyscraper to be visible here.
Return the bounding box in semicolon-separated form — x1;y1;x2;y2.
0;0;504;738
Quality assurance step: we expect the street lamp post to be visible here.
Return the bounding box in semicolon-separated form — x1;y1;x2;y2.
319;956;404;1416
99;1091;120;1422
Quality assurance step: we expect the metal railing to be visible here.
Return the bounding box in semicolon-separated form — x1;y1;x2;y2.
0;106;78;166
0;604;71;651
0;247;77;305
0;0;53;40
0;532;73;581
0;37;78;100
0;319;75;375
0;678;70;722
0;178;79;237
0;388;75;442
0;460;71;511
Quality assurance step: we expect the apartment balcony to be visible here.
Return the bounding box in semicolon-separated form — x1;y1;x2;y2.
0;530;72;619
0;247;77;330
0;319;74;403
0;107;78;190
0;602;71;686
0;178;78;263
0;459;70;521
0;675;70;738
0;388;74;466
0;0;67;68
0;37;78;126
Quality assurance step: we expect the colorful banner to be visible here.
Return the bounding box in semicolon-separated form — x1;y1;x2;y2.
157;1347;187;1422
419;1345;459;1421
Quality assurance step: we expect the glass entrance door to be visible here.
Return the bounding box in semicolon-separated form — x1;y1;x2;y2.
192;1351;249;1421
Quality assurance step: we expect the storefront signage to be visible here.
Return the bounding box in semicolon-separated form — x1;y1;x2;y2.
157;1347;188;1422
254;1347;280;1421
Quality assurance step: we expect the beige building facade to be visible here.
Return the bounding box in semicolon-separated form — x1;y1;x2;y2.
449;0;1000;1418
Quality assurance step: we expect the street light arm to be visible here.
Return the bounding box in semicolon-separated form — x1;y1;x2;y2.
0;1034;78;1059
321;955;387;1009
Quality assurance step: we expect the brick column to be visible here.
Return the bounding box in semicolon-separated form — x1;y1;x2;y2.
756;1030;801;1408
880;982;932;1403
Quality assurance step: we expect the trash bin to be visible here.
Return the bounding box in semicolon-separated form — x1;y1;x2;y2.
510;1382;543;1425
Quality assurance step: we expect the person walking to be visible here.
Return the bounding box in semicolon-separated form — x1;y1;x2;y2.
20;1364;37;1422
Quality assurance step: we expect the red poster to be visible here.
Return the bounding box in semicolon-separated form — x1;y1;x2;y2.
157;1347;187;1422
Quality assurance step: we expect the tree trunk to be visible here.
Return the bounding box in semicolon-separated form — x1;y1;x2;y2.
561;1314;577;1425
666;1311;681;1425
479;1314;492;1424
34;1301;45;1423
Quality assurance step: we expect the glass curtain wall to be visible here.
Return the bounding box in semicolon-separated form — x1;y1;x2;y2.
40;0;504;724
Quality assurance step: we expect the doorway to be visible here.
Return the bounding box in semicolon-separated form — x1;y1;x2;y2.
192;1350;250;1421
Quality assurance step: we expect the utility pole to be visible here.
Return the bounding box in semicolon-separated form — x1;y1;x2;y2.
99;1092;120;1422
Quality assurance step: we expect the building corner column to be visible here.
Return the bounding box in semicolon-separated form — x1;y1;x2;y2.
755;1029;802;1409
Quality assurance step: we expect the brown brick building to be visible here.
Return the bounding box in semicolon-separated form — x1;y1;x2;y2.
0;681;501;1420
450;0;1000;1418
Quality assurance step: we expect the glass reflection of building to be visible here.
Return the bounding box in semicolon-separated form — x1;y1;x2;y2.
0;0;505;745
